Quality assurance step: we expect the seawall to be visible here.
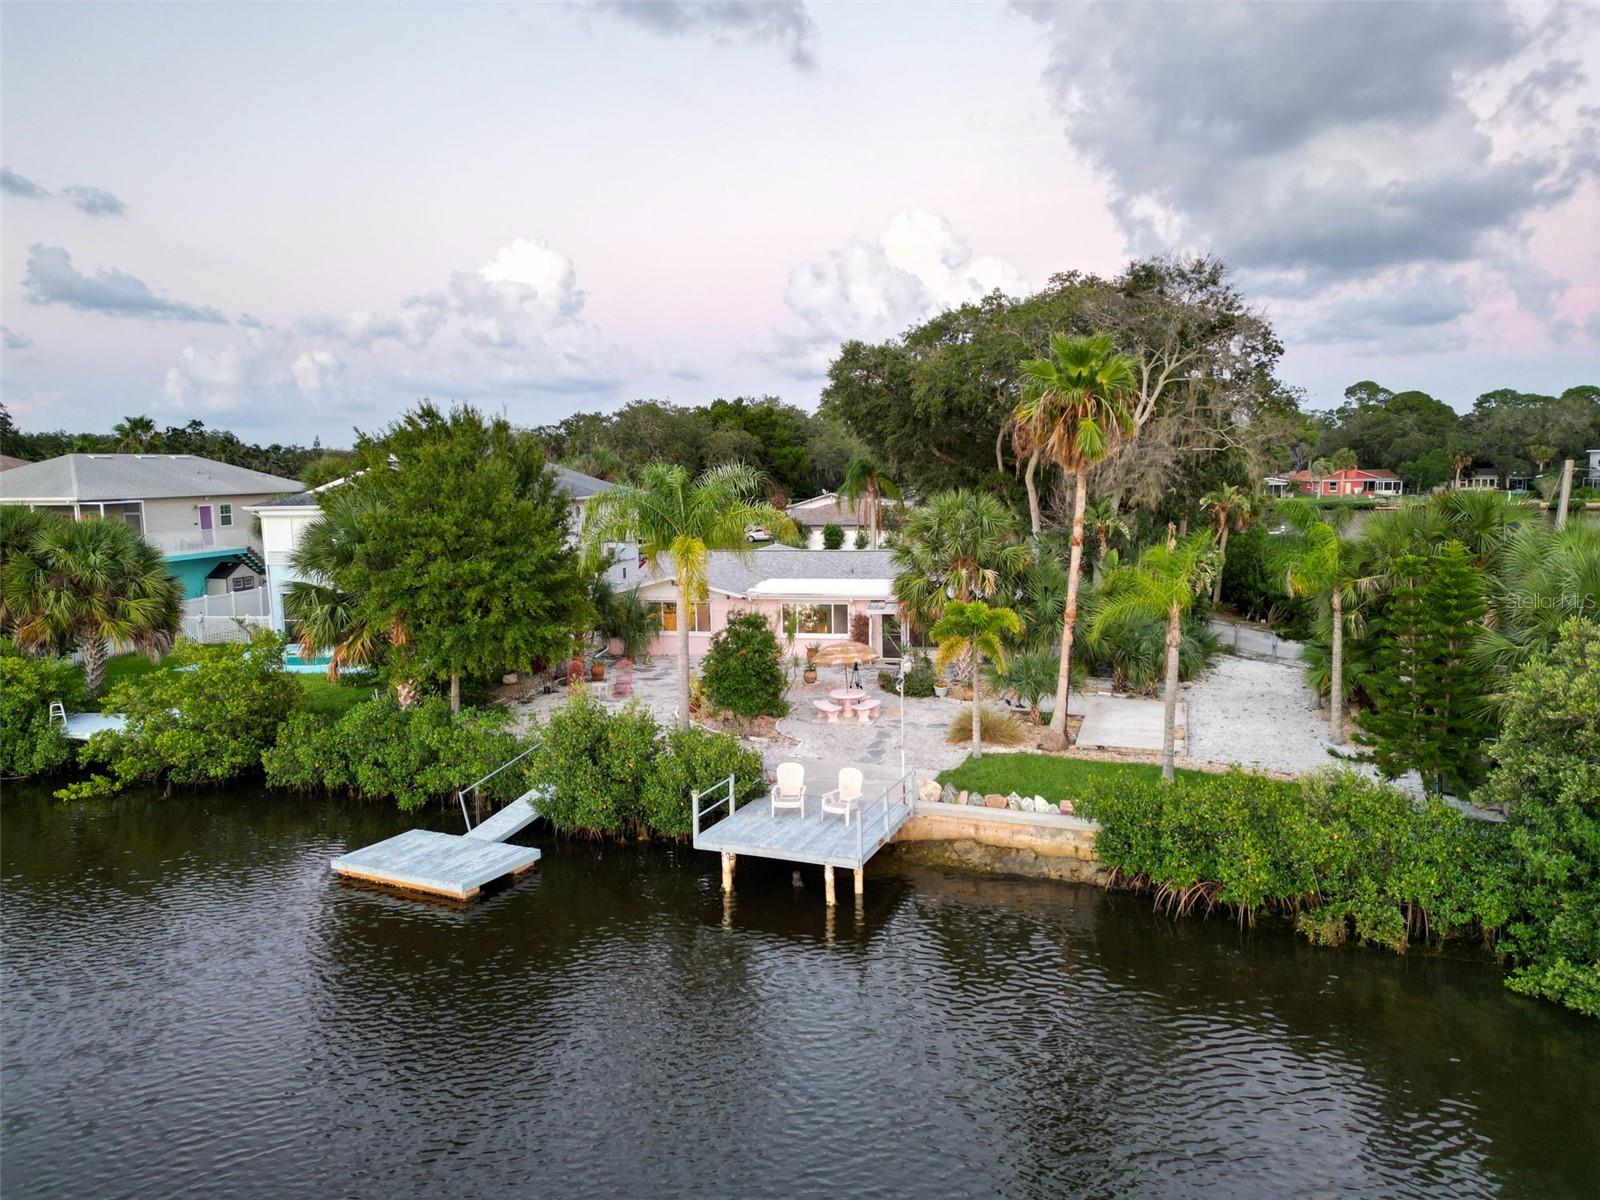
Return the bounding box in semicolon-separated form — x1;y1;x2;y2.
891;800;1105;884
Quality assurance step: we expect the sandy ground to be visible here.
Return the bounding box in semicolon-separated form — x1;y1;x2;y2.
1184;654;1364;777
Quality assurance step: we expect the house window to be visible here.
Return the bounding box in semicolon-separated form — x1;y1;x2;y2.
231;574;256;592
653;601;710;633
219;504;233;527
781;602;850;636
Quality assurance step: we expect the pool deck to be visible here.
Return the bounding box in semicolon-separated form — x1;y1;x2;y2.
331;793;542;901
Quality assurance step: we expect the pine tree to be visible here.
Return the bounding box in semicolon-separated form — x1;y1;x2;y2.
1355;554;1430;781
1417;540;1491;795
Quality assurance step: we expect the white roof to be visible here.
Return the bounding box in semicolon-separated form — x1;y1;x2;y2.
0;453;300;502
747;577;894;599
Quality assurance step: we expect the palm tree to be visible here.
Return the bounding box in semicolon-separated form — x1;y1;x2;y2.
1013;332;1138;745
1451;448;1474;490
284;488;402;682
890;489;1030;630
1527;443;1557;474
1091;530;1217;781
2;514;181;697
1272;500;1357;743
583;462;797;728
112;415;158;452
837;456;901;548
1081;496;1131;582
1199;483;1256;603
928;599;1022;758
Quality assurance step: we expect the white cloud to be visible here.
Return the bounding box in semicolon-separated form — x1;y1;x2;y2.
290;349;343;396
768;210;1027;377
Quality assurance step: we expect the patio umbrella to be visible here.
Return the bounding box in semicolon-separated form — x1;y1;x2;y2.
811;640;878;688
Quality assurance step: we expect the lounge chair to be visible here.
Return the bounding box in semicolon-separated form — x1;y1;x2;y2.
820;767;864;826
770;761;807;818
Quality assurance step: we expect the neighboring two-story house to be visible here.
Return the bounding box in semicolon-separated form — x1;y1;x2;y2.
0;455;300;631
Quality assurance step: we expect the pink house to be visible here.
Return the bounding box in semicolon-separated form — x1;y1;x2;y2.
607;546;910;660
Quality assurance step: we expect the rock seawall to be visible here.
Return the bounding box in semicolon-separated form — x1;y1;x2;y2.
891;800;1105;884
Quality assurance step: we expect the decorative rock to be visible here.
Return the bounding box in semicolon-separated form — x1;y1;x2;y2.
1059;800;1075;816
502;672;520;685
957;790;969;805
940;783;959;805
984;793;1007;809
1006;791;1023;809
917;779;943;804
1033;795;1048;812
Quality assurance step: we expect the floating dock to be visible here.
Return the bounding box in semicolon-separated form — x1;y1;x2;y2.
55;710;128;741
331;792;542;901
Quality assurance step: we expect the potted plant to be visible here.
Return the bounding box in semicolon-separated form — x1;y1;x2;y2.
933;671;949;699
802;642;819;684
590;658;606;682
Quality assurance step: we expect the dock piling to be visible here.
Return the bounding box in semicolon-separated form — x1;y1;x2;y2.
824;864;836;907
721;851;736;895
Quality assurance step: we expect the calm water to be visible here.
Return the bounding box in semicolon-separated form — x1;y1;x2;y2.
2;786;1595;1199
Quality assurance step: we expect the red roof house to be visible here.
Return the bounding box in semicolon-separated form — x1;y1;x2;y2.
1284;467;1403;497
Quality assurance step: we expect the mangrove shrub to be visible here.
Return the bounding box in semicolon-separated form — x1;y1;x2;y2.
0;648;82;777
699;610;787;719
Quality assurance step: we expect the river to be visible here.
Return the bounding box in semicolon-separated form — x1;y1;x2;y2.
2;785;1595;1198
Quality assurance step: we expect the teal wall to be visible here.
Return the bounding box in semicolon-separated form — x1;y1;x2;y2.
165;553;233;600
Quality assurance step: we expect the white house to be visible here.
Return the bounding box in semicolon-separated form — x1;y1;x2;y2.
784;492;894;549
1587;449;1600;488
250;463;614;635
0;454;300;634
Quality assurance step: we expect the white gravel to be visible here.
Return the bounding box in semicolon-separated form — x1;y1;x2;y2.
1184;653;1362;778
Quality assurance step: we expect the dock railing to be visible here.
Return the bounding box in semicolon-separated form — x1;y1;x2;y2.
855;769;916;868
691;773;737;848
458;743;539;831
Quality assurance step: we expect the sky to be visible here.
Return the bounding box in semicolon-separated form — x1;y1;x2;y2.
1;0;1597;446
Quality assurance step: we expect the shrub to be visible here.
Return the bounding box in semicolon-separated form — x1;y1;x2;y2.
946;707;1026;747
850;611;869;644
1476;619;1600;1016
700;609;787;719
0;648;83;777
854;529;869;549
880;653;938;698
1084;612;1220;695
640;724;766;837
263;695;525;811
1076;768;1513;950
822;523;845;550
80;632;300;791
530;691;660;834
984;648;1064;721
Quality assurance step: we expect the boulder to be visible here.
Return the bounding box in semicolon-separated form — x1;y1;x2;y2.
1059;800;1075;816
917;779;943;804
984;793;1007;809
1033;795;1049;812
956;790;969;805
1006;791;1023;809
940;783;959;805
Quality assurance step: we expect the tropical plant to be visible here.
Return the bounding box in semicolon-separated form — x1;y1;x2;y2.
1272;501;1358;743
595;580;660;662
1;513;181;698
79;632;301;792
1476;619;1600;1016
1013;332;1139;744
837;455;901;547
112;414;158;452
583;462;798;728
1476;520;1600;679
1527;443;1557;474
700;610;787;719
1200;482;1256;603
1083;610;1219;696
0;647;83;777
821;522;845;550
1080;496;1132;581
285;486;399;681
945;706;1026;747
928;598;1022;758
264;695;527;812
1329;447;1358;471
983;647;1063;722
890;489;1030;628
1451;447;1474;489
1091;531;1219;780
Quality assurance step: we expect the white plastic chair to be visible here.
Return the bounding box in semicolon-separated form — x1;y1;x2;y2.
770;761;807;818
820;767;864;826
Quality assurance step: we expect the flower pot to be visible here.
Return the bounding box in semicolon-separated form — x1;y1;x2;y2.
590;661;606;681
803;668;817;684
933;684;949;698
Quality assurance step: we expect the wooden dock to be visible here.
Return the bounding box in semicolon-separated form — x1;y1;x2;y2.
692;772;917;904
53;709;128;741
331;790;544;901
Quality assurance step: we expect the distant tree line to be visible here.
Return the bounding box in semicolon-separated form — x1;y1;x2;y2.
530;395;866;503
0;403;353;486
1309;381;1600;491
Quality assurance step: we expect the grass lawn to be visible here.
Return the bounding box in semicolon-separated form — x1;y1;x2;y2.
936;753;1211;801
101;653;167;692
